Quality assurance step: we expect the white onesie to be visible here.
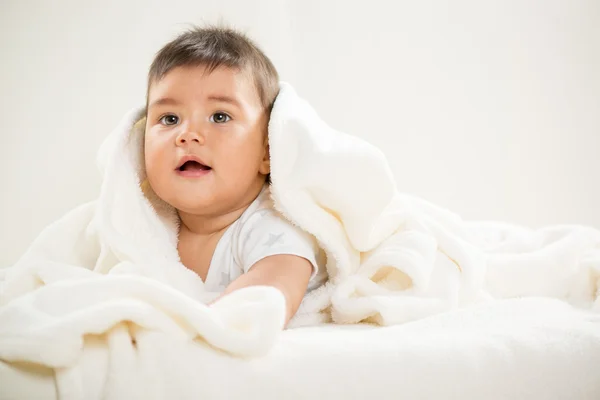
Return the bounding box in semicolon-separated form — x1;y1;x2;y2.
202;185;327;292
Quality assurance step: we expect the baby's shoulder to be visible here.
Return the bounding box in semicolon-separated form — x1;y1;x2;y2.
231;187;321;273
234;186;311;247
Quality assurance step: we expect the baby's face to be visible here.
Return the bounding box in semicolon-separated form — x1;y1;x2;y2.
144;65;270;216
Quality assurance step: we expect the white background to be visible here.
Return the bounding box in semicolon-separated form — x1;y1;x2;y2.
1;0;599;267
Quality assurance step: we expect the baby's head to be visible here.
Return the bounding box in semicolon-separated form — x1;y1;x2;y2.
143;26;279;217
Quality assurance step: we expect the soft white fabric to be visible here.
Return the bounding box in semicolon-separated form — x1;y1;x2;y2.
200;184;326;292
1;81;600;399
268;83;600;326
2;298;600;399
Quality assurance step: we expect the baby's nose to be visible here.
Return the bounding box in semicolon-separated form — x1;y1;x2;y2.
177;130;205;145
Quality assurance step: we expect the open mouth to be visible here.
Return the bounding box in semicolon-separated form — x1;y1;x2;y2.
177;160;211;172
176;158;212;177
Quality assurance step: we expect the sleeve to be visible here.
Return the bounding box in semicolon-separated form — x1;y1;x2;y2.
237;209;321;280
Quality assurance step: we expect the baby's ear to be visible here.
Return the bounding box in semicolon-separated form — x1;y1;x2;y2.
259;141;271;175
259;156;271;175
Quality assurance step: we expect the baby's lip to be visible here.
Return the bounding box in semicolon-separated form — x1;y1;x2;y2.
175;154;211;170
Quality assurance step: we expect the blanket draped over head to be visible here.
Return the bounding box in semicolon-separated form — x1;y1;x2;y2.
1;82;599;399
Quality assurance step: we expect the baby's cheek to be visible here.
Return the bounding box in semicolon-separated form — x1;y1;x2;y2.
143;147;164;184
143;150;155;177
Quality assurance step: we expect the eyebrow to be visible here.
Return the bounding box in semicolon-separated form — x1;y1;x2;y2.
147;94;243;110
148;97;181;109
207;95;241;108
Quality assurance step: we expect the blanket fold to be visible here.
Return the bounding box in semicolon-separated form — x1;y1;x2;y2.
1;81;600;398
269;83;600;325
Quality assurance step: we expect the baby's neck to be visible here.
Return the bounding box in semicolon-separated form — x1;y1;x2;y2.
177;178;267;238
177;181;266;237
178;205;247;238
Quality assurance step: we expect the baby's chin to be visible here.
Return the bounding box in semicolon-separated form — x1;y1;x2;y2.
169;196;219;216
170;190;262;220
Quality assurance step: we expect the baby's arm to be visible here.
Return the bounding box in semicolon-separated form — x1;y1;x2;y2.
217;254;313;326
210;206;320;326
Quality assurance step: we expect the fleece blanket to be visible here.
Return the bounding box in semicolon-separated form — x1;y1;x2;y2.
2;297;600;399
269;84;600;326
1;82;600;399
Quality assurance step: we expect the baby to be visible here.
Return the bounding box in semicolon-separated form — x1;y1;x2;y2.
142;26;326;325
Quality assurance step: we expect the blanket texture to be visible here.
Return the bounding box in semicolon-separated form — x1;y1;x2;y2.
1;82;600;399
2;298;600;399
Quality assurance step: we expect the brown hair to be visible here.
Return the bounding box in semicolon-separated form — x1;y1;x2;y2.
146;25;279;112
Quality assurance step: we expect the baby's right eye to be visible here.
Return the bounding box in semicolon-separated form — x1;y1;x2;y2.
159;114;179;126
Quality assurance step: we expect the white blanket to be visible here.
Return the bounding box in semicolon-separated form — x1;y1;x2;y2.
268;83;600;325
1;82;600;399
3;298;600;399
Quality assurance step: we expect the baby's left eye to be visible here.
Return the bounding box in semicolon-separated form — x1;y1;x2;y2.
210;112;231;124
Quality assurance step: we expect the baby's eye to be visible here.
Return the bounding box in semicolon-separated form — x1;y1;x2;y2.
210;112;231;124
159;114;179;126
